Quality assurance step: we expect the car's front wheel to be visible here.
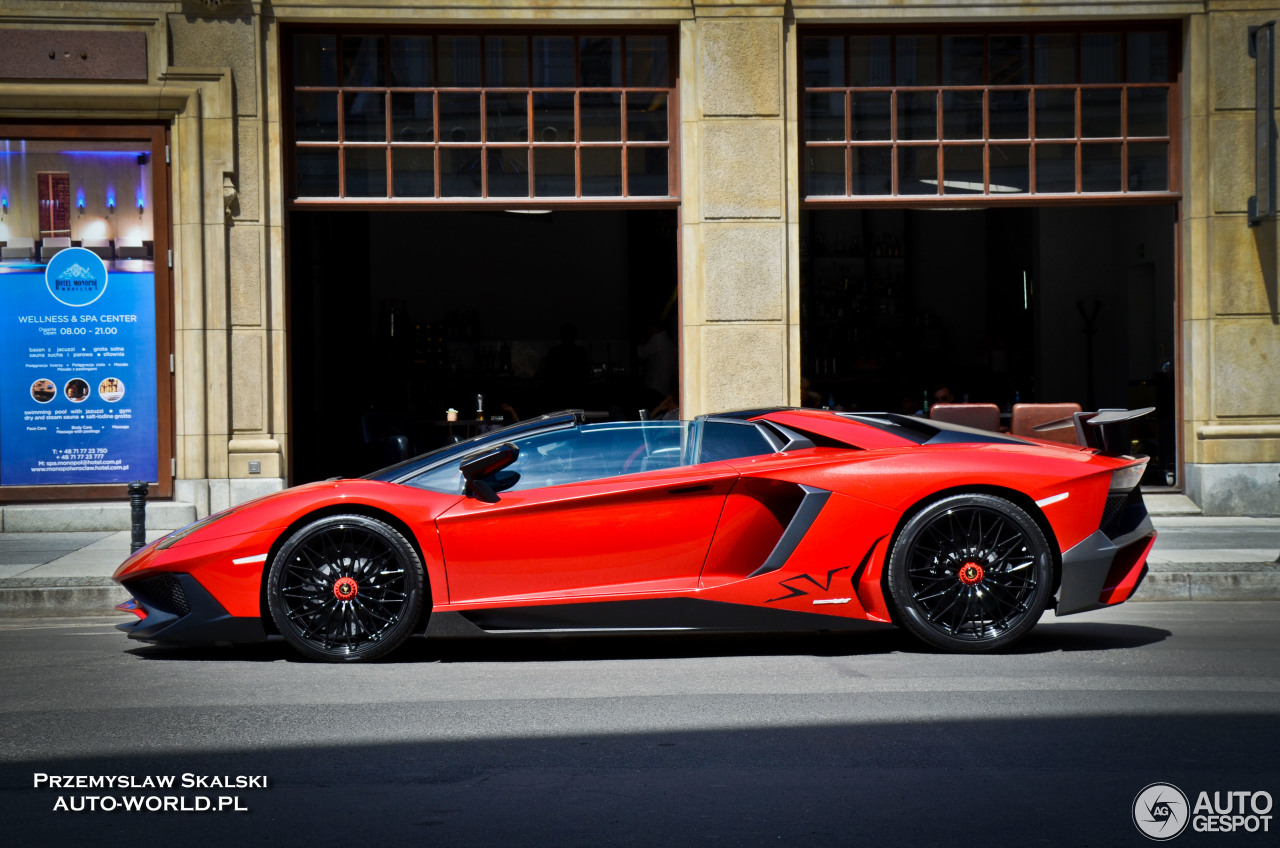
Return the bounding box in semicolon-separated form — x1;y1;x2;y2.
266;514;425;662
887;494;1053;652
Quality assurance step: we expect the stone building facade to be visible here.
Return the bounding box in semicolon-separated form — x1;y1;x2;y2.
0;0;1276;516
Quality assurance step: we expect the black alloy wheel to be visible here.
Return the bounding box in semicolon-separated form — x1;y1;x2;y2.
887;494;1053;652
266;514;425;662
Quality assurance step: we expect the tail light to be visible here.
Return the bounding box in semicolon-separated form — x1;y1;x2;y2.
1109;459;1148;492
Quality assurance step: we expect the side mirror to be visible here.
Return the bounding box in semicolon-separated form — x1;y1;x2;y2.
460;443;519;502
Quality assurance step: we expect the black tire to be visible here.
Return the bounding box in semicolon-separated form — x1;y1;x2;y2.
887;494;1052;652
266;514;425;662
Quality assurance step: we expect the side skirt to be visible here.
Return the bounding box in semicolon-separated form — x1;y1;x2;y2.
429;597;894;636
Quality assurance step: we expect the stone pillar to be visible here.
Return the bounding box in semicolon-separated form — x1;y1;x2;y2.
681;2;794;416
168;3;285;512
1185;9;1280;514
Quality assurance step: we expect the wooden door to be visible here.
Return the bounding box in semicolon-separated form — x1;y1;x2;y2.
37;172;71;238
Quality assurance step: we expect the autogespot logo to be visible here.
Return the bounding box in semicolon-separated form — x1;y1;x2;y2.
1134;782;1190;841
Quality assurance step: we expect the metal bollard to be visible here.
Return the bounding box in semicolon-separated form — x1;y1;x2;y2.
128;480;148;554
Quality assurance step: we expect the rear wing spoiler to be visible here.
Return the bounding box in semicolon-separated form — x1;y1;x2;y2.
1033;407;1155;455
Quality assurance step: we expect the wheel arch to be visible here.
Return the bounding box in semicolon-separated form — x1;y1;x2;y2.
258;503;434;635
882;484;1064;607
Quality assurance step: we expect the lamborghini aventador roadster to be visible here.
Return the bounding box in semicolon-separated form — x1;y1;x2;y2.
114;407;1156;661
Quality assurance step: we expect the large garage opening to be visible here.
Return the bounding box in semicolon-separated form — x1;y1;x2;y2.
798;23;1182;486
289;208;678;483
800;204;1178;485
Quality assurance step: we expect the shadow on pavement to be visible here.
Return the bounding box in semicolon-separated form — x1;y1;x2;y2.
124;620;1171;664
1;710;1274;847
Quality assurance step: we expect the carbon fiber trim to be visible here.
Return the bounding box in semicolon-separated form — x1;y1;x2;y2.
119;573;266;644
456;597;892;634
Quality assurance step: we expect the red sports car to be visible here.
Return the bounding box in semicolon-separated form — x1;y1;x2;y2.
114;408;1156;662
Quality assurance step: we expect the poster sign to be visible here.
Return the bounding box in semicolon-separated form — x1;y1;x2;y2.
0;247;158;485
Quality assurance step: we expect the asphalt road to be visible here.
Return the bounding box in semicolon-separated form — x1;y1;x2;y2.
1;603;1277;847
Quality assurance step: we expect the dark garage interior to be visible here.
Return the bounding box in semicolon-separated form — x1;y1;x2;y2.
288;208;678;483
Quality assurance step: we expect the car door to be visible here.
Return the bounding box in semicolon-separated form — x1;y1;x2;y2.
436;422;739;605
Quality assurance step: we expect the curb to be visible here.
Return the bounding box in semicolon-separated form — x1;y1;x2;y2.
1133;571;1280;601
0;581;128;616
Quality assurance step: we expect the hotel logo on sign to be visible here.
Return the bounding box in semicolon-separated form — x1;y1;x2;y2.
45;247;109;307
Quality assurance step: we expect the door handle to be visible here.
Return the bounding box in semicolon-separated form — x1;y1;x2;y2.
668;484;713;495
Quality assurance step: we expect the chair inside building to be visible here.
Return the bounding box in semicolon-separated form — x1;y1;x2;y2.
115;238;147;259
40;237;72;261
1;237;35;261
1011;403;1083;445
929;403;1001;432
81;237;114;260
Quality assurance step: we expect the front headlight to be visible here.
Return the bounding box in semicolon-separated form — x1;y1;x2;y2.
154;509;233;550
1109;459;1148;492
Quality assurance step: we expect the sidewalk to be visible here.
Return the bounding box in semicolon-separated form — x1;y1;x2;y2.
0;498;1277;616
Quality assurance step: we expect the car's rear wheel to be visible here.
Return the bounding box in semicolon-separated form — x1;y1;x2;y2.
266;514;425;662
887;494;1052;652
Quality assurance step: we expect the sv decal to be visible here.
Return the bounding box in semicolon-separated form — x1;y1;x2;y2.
766;566;853;603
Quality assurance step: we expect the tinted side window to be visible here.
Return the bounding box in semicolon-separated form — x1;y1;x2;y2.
409;421;691;494
405;462;465;495
505;422;688;491
698;421;775;463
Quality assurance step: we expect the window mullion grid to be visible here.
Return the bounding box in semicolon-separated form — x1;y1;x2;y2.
1120;35;1133;194
620;90;629;196
337;89;347;198
843;143;852;197
574;91;582;198
807;29;1177;202
934;89;943;196
480;90;489;198
526;34;534;89
1074;87;1082;194
1027;38;1042;190
982;88;990;195
293;30;678;204
1029;85;1038;193
573;34;582;204
431;34;440;86
620;37;629;198
1120;85;1129;193
844;90;852;197
383;35;392;199
384;90;393;198
432;87;441;198
890;90;899;194
982;36;990;196
336;35;345;199
1074;35;1082;195
525;89;534;198
668;82;678;197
